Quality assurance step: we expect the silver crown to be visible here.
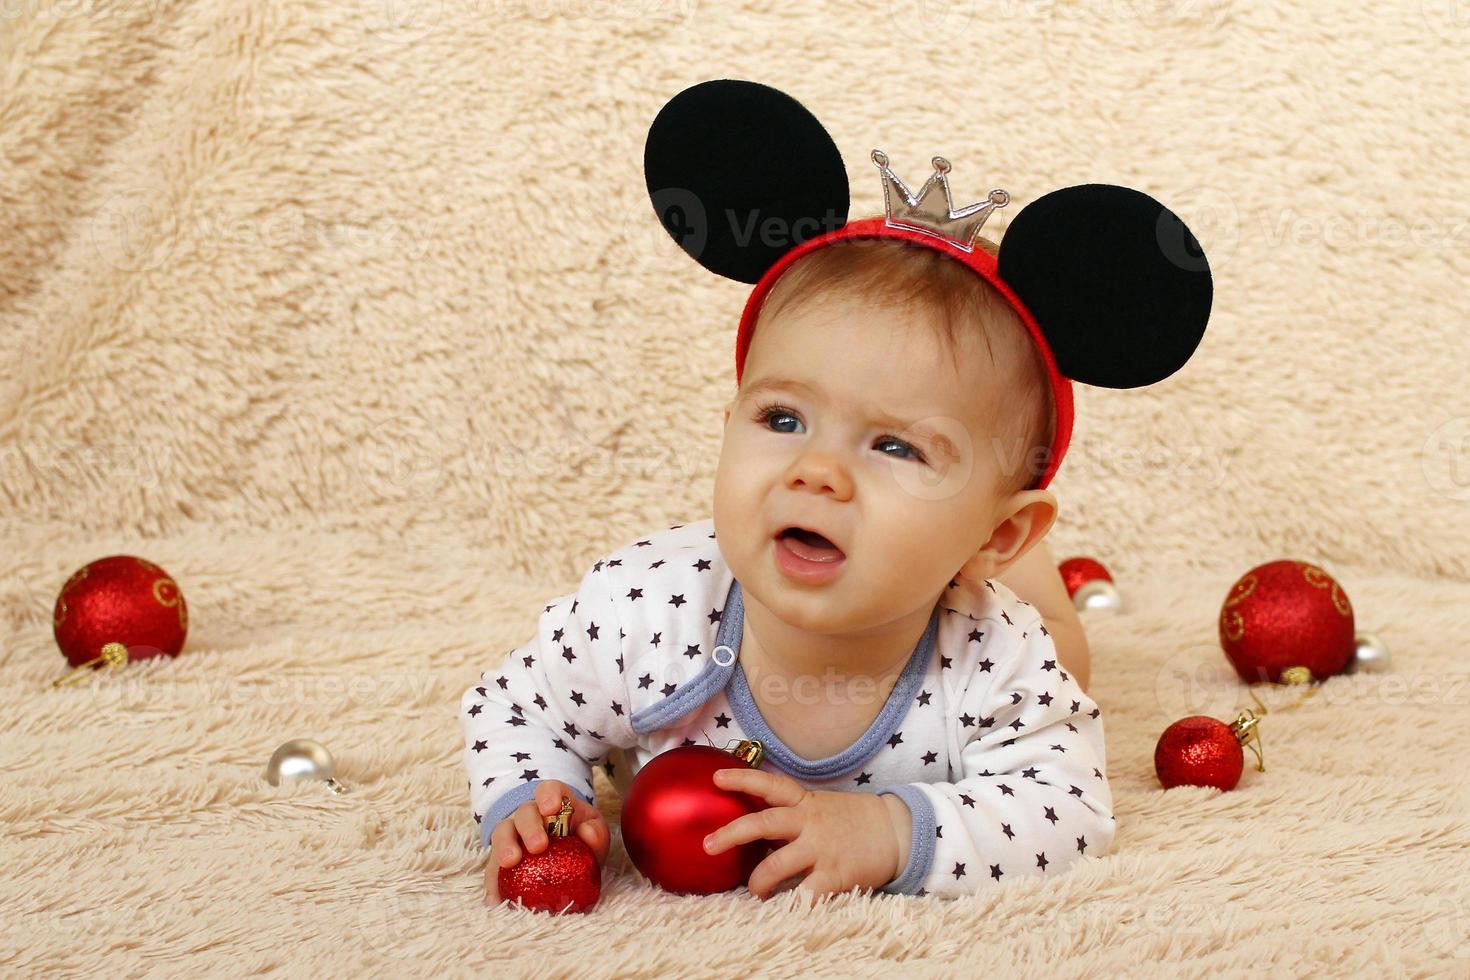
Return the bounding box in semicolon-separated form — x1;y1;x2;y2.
871;149;1009;253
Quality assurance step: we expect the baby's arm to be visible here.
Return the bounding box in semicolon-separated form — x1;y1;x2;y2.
873;607;1114;899
459;562;636;857
995;538;1091;692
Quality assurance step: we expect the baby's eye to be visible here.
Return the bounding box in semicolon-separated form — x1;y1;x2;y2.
756;406;804;433
876;437;927;464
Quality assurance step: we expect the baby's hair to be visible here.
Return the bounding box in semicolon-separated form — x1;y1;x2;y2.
751;222;1055;497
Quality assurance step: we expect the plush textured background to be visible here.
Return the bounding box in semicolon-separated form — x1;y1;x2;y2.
3;0;1469;974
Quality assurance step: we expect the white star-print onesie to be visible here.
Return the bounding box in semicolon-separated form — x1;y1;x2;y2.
460;518;1115;899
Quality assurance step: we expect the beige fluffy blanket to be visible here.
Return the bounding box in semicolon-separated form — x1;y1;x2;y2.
3;0;1469;974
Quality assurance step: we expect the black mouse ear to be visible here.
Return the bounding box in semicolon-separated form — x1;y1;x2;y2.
644;79;850;284
997;184;1213;389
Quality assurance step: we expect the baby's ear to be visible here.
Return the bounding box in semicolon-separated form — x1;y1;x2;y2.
958;489;1057;582
991;490;1058;572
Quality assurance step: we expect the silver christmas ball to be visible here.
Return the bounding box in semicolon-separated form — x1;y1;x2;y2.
1072;578;1122;613
265;738;347;794
1347;631;1391;674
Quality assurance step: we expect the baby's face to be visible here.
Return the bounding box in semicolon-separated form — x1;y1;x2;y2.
714;288;1008;635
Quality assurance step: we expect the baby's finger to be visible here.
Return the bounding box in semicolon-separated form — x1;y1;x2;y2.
713;766;807;808
483;855;502;906
513;801;550;855
533;780;577;817
747;840;813;901
703;804;799;855
574;816;610;865
489;819;524;869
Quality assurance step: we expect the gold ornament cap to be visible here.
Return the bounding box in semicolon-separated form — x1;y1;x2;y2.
726;738;765;768
53;641;130;688
545;796;574;837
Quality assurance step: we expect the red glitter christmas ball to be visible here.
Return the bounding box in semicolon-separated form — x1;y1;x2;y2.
498;831;601;914
1218;560;1354;683
1155;715;1245;791
53;555;188;670
1058;556;1113;598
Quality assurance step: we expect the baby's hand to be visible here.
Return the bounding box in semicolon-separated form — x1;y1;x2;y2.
702;767;906;901
484;780;611;906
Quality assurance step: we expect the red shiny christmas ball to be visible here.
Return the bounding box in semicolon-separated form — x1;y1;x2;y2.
53;556;188;669
1155;715;1245;791
621;743;773;895
1058;556;1113;598
499;833;601;914
1218;560;1354;683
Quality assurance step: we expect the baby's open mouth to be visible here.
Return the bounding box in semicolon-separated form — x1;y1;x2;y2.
777;526;846;562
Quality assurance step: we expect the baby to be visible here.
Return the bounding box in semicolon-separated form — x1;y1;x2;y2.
460;228;1114;904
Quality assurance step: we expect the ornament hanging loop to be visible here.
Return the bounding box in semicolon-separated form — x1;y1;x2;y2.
1245;665;1321;719
1232;665;1321;775
1229;708;1266;772
52;642;129;688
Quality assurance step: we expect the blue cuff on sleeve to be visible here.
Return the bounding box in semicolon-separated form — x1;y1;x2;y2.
479;780;596;849
874;784;936;895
